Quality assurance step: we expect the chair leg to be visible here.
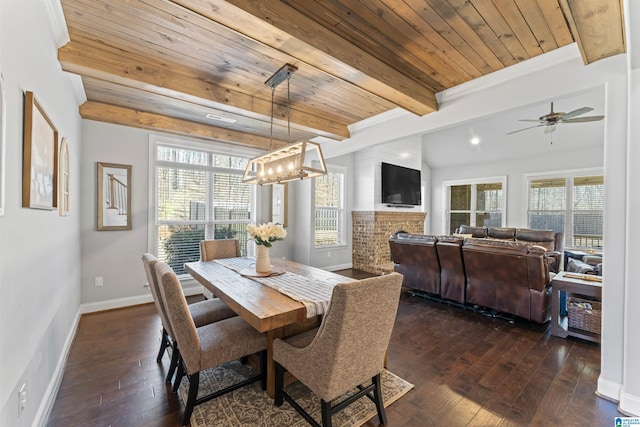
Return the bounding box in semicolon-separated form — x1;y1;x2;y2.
182;372;199;426
372;374;387;425
173;360;185;393
260;350;267;391
166;341;180;384
157;328;170;362
321;399;332;427
274;362;284;407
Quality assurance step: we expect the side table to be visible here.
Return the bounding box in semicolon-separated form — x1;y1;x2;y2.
551;271;603;343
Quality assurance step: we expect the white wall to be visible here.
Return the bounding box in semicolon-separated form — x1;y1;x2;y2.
0;1;82;426
428;146;604;235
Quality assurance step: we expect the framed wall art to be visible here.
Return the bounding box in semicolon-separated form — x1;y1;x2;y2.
0;72;6;216
22;91;58;210
58;137;70;216
272;183;288;227
97;162;131;231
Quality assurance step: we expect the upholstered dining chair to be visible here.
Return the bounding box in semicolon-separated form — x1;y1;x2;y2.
154;261;268;426
141;253;237;385
199;239;242;298
273;272;404;427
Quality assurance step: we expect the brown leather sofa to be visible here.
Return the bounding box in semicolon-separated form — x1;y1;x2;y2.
457;225;563;273
389;232;553;323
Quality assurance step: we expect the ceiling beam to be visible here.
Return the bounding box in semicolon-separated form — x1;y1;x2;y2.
80;101;288;150
171;0;439;116
558;0;626;64
58;39;350;139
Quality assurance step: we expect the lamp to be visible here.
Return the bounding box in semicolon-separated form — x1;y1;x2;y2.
242;64;327;185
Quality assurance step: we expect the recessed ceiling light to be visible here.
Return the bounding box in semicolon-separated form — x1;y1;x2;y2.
470;137;480;145
205;113;237;124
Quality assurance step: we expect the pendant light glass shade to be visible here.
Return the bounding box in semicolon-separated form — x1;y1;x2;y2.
242;139;327;185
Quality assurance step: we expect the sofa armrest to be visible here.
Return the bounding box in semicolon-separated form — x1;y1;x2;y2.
545;251;561;273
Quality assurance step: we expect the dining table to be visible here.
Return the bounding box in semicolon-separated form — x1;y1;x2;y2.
184;257;356;397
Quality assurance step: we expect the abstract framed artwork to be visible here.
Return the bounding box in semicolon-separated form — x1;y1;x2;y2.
0;72;6;216
58;137;70;216
272;182;288;227
97;162;131;231
22;91;58;210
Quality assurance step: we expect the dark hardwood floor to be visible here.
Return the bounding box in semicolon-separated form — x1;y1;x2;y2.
46;269;621;426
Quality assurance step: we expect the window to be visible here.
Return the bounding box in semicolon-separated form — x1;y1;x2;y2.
152;142;254;275
315;169;345;246
445;178;506;234
527;172;603;248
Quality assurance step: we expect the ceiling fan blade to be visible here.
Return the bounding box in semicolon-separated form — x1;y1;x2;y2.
519;119;545;123
562;115;605;123
561;106;593;119
507;124;546;135
544;124;557;134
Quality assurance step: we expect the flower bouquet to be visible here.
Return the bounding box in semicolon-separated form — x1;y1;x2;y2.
246;222;287;247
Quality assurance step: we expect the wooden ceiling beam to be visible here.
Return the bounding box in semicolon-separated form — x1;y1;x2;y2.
80;101;288;150
171;0;438;116
59;39;350;139
558;0;626;64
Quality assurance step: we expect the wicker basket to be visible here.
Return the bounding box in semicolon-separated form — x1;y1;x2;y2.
567;296;602;334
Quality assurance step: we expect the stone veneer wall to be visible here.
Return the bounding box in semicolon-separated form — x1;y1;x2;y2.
352;211;427;275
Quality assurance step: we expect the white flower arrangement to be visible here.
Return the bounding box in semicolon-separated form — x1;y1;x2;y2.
246;222;287;247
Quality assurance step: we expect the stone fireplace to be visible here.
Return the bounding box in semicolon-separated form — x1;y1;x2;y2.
352;211;426;275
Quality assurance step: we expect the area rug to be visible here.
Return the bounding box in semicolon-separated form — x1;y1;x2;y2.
178;361;413;427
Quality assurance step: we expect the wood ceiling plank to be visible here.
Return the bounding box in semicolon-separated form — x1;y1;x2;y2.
178;0;438;115
285;0;464;87
534;0;574;47
444;0;517;67
397;0;493;76
426;0;505;72
58;39;351;139
469;0;531;62
491;0;544;58
559;0;625;64
82;77;316;142
512;0;558;53
80;101;289;150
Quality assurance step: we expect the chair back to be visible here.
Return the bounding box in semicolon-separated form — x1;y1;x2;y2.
200;239;241;261
154;262;201;372
303;272;403;400
142;253;174;337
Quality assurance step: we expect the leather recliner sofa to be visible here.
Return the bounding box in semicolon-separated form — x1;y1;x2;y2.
389;232;553;323
457;225;563;273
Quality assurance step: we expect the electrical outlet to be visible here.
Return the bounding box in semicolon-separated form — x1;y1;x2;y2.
95;276;104;287
18;383;26;418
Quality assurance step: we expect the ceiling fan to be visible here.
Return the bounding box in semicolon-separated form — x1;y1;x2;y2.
507;102;604;135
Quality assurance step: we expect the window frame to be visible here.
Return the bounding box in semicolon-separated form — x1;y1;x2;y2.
148;135;261;280
524;167;604;249
313;165;347;249
442;176;507;234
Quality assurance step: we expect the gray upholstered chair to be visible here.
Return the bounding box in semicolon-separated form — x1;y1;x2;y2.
154;261;267;426
141;253;236;384
199;239;242;298
200;239;241;260
273;272;403;427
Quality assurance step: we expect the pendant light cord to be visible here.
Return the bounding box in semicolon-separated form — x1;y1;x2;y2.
269;86;275;152
287;75;291;143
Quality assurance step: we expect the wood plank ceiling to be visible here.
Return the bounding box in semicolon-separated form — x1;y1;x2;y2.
58;0;625;151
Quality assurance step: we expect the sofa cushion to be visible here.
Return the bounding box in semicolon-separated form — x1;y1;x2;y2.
458;225;487;238
566;258;596;274
487;227;516;240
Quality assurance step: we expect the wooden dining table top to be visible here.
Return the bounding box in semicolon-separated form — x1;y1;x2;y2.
184;258;355;333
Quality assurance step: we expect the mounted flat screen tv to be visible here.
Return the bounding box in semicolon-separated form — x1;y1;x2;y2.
381;162;422;206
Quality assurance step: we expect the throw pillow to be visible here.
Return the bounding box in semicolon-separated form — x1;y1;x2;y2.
566;258;595;274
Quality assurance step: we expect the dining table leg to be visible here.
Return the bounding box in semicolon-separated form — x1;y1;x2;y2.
266;328;285;398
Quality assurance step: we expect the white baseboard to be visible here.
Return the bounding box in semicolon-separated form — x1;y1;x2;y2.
33;309;81;427
597;375;622;402
80;286;203;314
620;390;640;417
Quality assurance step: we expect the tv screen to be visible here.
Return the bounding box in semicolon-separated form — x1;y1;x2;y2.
381;162;421;206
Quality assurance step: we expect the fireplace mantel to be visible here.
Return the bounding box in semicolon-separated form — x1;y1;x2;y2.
352;211;426;275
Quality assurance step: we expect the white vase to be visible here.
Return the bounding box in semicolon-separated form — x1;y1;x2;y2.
255;245;271;273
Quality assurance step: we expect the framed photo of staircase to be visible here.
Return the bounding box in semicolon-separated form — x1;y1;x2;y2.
97;162;131;231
